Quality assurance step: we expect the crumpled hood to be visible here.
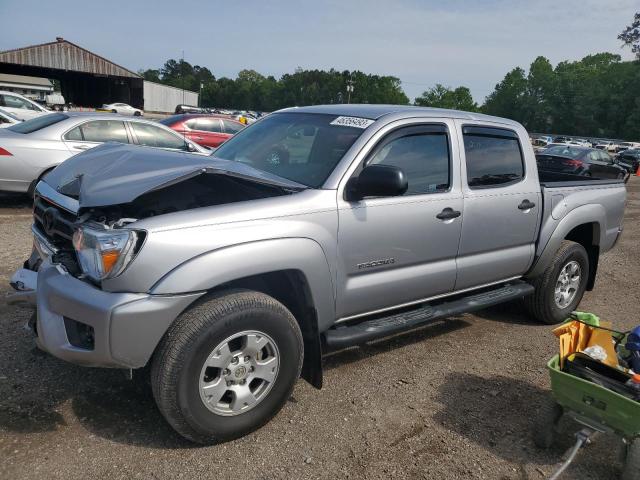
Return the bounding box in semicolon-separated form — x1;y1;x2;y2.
42;143;305;208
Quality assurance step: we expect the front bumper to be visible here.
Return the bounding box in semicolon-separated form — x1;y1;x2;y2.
25;262;203;368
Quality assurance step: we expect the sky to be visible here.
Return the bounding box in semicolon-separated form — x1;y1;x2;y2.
0;0;637;104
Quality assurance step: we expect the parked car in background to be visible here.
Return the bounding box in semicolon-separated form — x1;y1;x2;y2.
617;148;640;173
175;104;207;114
0;90;50;120
595;140;617;153
102;103;143;116
160;114;245;148
0;107;22;128
0;112;209;194
531;137;549;152
536;145;628;179
616;141;640;153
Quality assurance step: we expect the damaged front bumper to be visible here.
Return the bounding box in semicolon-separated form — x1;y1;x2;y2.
9;260;203;369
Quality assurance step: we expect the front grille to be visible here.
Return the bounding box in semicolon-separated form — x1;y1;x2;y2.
33;195;77;249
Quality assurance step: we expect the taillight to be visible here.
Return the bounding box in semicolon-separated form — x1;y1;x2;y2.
0;147;12;156
563;159;583;167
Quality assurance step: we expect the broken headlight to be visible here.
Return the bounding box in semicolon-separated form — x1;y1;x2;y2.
72;227;138;282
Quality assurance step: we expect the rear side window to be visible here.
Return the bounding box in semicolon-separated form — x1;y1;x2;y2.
366;125;450;195
195;118;223;133
463;126;524;188
222;119;244;134
65;120;129;143
130;122;186;150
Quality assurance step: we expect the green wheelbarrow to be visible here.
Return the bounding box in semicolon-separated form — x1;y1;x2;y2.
535;352;640;480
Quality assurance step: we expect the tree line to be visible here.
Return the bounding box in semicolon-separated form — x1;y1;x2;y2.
140;12;640;139
140;63;408;112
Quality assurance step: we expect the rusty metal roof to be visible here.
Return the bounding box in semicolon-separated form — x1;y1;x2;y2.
0;38;141;78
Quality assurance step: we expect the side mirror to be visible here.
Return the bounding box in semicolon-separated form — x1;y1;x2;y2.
347;164;408;200
186;142;197;152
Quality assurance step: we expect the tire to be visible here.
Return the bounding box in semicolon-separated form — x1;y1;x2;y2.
533;398;563;449
151;289;303;444
623;438;640;480
111;109;117;114
134;111;141;116
525;240;589;325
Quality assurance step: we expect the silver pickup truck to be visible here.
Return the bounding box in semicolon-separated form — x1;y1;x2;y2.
10;105;626;444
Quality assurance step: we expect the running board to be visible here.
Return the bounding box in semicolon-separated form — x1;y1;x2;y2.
324;281;534;349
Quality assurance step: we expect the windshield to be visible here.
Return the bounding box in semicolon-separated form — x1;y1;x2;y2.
212;112;366;187
543;145;586;158
8;113;68;134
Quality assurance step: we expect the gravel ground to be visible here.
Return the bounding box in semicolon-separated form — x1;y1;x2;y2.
0;180;638;480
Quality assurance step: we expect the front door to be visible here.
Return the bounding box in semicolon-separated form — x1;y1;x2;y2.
454;122;541;290
336;121;463;319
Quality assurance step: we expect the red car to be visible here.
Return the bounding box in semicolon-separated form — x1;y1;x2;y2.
159;114;245;148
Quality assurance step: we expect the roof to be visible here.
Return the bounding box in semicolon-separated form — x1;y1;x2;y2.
0;38;140;78
0;73;52;87
278;104;519;125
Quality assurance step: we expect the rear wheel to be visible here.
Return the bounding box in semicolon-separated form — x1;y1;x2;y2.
525;241;589;324
134;111;141;116
151;290;303;444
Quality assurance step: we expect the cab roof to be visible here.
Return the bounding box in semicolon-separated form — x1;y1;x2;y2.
277;104;520;126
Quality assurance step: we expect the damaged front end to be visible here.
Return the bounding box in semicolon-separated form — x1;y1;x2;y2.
8;143;304;304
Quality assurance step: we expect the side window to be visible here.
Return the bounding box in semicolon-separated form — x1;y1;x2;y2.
463;126;524;188
184;119;198;129
366;126;451;195
77;120;129;143
130;122;186;150
64;126;83;141
195;118;223;133
586;151;598;162
4;95;32;109
599;151;612;163
222;119;244;134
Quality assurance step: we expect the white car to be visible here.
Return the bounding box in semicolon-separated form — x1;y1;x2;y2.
0;91;50;121
0;107;22;128
102;102;143;116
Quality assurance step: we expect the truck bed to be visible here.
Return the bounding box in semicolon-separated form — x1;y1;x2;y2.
538;169;627;188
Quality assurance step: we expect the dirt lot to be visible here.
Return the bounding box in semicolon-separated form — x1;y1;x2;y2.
0;180;638;480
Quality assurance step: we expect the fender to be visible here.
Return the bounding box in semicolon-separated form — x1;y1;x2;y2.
150;237;336;332
527;203;605;279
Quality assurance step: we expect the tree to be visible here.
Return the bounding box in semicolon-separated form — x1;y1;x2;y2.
414;84;478;111
619;12;640;59
482;67;528;120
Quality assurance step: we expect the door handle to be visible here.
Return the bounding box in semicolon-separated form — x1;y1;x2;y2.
518;199;536;210
436;208;462;221
73;145;90;150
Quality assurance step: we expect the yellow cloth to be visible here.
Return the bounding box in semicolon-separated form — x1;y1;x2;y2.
553;320;618;368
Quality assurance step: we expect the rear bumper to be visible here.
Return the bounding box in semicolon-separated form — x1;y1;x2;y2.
33;262;203;368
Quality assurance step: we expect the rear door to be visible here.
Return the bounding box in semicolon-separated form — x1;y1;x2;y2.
455;122;541;290
336;120;463;319
191;117;227;147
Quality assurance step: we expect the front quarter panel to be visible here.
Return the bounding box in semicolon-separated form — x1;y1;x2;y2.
151;238;336;331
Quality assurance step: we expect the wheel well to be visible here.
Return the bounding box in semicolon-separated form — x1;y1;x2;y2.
211;270;323;389
564;223;600;290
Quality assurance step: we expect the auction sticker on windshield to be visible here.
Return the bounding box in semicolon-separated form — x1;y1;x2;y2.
330;116;375;129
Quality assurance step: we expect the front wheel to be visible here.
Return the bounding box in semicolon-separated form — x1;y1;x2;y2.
525;240;589;324
151;290;303;444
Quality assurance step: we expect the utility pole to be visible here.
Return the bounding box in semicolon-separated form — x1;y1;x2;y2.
181;50;185;104
346;74;354;104
198;82;203;107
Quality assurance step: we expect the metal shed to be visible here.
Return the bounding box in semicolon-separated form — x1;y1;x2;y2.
0;37;143;108
143;81;198;113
